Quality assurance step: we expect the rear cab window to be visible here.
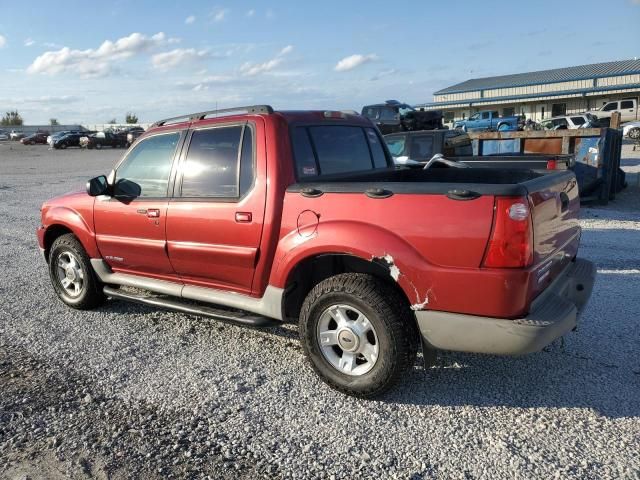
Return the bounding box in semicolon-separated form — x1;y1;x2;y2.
291;125;390;179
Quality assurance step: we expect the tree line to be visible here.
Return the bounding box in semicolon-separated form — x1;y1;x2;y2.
1;111;139;126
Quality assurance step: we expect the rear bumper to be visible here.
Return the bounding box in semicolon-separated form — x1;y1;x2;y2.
415;258;596;355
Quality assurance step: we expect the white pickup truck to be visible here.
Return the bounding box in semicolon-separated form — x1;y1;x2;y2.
587;98;639;123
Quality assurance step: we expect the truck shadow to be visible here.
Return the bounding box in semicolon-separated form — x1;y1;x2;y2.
385;347;639;418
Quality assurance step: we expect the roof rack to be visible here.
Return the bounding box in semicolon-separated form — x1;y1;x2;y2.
151;104;274;127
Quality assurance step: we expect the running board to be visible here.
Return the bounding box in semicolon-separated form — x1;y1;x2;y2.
103;286;279;328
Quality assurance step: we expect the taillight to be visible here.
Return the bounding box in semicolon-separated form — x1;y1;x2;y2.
546;159;557;170
482;197;533;268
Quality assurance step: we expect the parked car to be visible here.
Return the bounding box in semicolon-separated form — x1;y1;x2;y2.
124;126;145;147
454;110;522;132
385;130;573;170
540;114;600;130
80;131;128;149
622;121;640;139
0;130;10;141
21;132;50;145
361;100;443;134
10;130;26;141
52;132;87;149
37;105;595;398
587;98;639;123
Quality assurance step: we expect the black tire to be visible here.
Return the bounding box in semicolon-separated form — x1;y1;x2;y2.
48;233;105;310
299;273;418;398
95;142;101;150
59;142;67;149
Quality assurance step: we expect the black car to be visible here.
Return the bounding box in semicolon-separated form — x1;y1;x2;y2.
361;100;444;134
82;131;128;149
53;132;88;149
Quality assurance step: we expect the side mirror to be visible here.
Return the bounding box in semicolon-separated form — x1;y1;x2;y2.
86;175;109;196
113;178;142;198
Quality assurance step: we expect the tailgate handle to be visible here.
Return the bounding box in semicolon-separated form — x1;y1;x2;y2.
447;189;481;201
559;192;570;212
300;187;323;198
365;188;393;199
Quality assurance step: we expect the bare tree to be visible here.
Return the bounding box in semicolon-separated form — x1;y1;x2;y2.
50;118;59;126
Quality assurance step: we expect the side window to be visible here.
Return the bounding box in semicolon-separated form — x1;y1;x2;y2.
481;112;490;120
379;108;397;120
571;116;586;126
621;100;634;109
115;132;180;198
292;127;318;177
180;126;243;197
365;128;388;168
308;126;372;175
602;102;618;111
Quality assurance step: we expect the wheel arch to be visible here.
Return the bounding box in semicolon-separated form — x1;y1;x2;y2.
42;207;100;261
281;253;413;322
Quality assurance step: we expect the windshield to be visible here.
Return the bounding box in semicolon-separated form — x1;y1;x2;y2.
398;106;414;116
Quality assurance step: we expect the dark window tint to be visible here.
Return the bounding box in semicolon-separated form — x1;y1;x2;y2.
408;135;435;160
621;100;634;109
308;126;372;175
481;112;490;119
181;126;242;197
116;132;180;197
571;116;586;125
365;128;388;168
602;102;617;111
292;127;318;177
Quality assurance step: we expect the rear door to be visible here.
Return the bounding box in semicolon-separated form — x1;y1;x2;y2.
94;131;183;277
165;121;266;294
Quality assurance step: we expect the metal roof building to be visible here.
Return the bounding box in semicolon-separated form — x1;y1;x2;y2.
416;59;640;124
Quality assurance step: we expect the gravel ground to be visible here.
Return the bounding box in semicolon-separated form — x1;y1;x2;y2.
0;141;639;479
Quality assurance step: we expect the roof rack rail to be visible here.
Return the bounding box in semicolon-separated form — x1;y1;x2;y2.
151;104;274;127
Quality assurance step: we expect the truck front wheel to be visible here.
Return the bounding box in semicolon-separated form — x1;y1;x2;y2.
48;233;105;310
299;273;418;397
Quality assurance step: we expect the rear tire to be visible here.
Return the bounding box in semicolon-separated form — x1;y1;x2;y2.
629;127;640;139
48;234;105;310
299;273;418;398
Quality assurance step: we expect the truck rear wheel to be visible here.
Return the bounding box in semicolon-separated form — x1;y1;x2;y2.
48;234;105;310
299;273;418;398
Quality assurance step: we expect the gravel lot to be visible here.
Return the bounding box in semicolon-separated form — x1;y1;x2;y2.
1;141;639;479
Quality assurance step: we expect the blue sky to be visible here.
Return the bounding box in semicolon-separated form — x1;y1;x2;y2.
0;0;638;124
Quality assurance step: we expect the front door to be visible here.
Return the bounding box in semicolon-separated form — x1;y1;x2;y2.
166;121;266;295
94;131;183;278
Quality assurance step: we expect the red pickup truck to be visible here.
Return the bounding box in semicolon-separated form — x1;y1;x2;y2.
37;105;595;397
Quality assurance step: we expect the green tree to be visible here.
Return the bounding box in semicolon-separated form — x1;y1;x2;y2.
1;110;24;126
50;118;59;126
125;112;138;124
107;118;117;124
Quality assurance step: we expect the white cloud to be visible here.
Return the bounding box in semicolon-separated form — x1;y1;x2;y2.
27;32;171;78
185;15;196;24
152;48;210;70
246;9;255;17
334;53;377;72
266;9;275;19
183;75;235;91
24;38;35;47
240;45;293;76
211;8;229;22
0;35;6;48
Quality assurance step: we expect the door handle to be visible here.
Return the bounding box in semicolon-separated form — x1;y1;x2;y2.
235;212;252;223
147;208;160;218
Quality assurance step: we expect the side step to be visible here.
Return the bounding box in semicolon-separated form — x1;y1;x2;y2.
103;286;280;328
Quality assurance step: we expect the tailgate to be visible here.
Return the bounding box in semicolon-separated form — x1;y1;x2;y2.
526;171;581;293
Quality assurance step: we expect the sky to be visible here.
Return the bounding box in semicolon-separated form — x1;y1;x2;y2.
0;0;638;124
